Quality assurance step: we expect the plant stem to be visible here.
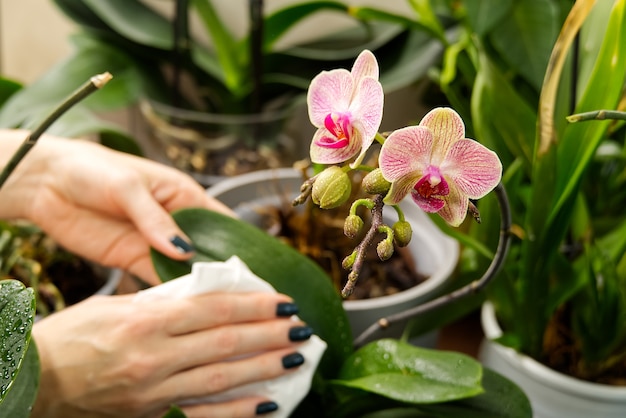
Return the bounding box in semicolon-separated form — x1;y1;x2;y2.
566;110;626;123
0;73;112;191
353;182;512;348
342;194;385;298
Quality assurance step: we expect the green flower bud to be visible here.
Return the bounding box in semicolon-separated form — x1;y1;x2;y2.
393;220;413;247
377;239;394;261
342;251;357;269
344;215;364;239
362;168;391;195
312;166;352;209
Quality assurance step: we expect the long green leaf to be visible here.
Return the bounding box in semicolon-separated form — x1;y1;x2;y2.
0;342;39;418
0;280;36;405
263;2;349;51
333;339;483;404
192;0;244;95
150;208;353;378
82;0;173;49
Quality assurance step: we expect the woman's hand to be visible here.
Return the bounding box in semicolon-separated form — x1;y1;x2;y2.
32;292;310;418
0;130;232;284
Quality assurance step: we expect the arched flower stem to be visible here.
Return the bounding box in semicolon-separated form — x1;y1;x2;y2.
353;182;512;348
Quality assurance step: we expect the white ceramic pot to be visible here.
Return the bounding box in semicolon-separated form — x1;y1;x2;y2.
207;168;459;344
479;302;626;418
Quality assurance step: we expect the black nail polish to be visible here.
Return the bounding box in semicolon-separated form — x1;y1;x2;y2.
256;401;279;415
170;235;194;254
282;352;305;369
276;302;299;317
289;326;313;342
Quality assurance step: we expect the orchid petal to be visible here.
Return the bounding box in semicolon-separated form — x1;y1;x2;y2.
351;49;379;82
384;174;422;205
307;69;353;127
379;126;432;182
350;77;384;143
419;107;465;166
437;183;469;227
442;139;503;199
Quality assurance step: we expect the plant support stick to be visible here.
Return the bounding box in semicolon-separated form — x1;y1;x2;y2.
0;72;112;190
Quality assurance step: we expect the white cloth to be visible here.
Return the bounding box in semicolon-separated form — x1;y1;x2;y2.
133;256;327;417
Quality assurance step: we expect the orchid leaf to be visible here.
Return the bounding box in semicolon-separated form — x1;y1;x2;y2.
0;280;36;407
81;0;173;49
0;34;143;130
263;1;349;51
463;0;514;37
471;45;536;171
332;339;483;404
349;6;444;42
150;208;353;378
490;0;560;91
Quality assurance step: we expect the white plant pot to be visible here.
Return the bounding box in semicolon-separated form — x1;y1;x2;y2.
479;302;626;418
207;168;459;343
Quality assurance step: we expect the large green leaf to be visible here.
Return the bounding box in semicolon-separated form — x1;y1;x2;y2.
0;280;36;405
490;0;560;91
0;342;40;418
150;208;353;377
0;35;143;130
82;0;173;49
332;339;483;404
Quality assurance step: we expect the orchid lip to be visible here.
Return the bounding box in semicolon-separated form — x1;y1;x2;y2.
315;136;349;149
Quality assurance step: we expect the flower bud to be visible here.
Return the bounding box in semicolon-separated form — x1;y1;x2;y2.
362;168;391;195
342;251;357;269
344;215;364;239
312;166;352;209
377;239;394;261
393;221;412;247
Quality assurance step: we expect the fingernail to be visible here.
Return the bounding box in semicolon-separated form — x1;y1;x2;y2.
289;326;313;342
170;235;194;254
282;352;305;369
276;302;299;317
256;401;279;415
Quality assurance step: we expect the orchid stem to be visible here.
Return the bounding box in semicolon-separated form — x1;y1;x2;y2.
566;110;626;123
0;72;112;190
353;182;512;348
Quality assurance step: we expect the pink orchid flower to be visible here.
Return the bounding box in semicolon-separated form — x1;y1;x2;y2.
379;107;502;227
307;49;384;167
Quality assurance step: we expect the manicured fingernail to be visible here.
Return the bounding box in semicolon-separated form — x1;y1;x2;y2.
276;302;299;317
282;352;305;369
256;401;279;415
170;235;194;254
289;326;313;342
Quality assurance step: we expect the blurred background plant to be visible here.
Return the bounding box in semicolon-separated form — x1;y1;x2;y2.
0;0;449;185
